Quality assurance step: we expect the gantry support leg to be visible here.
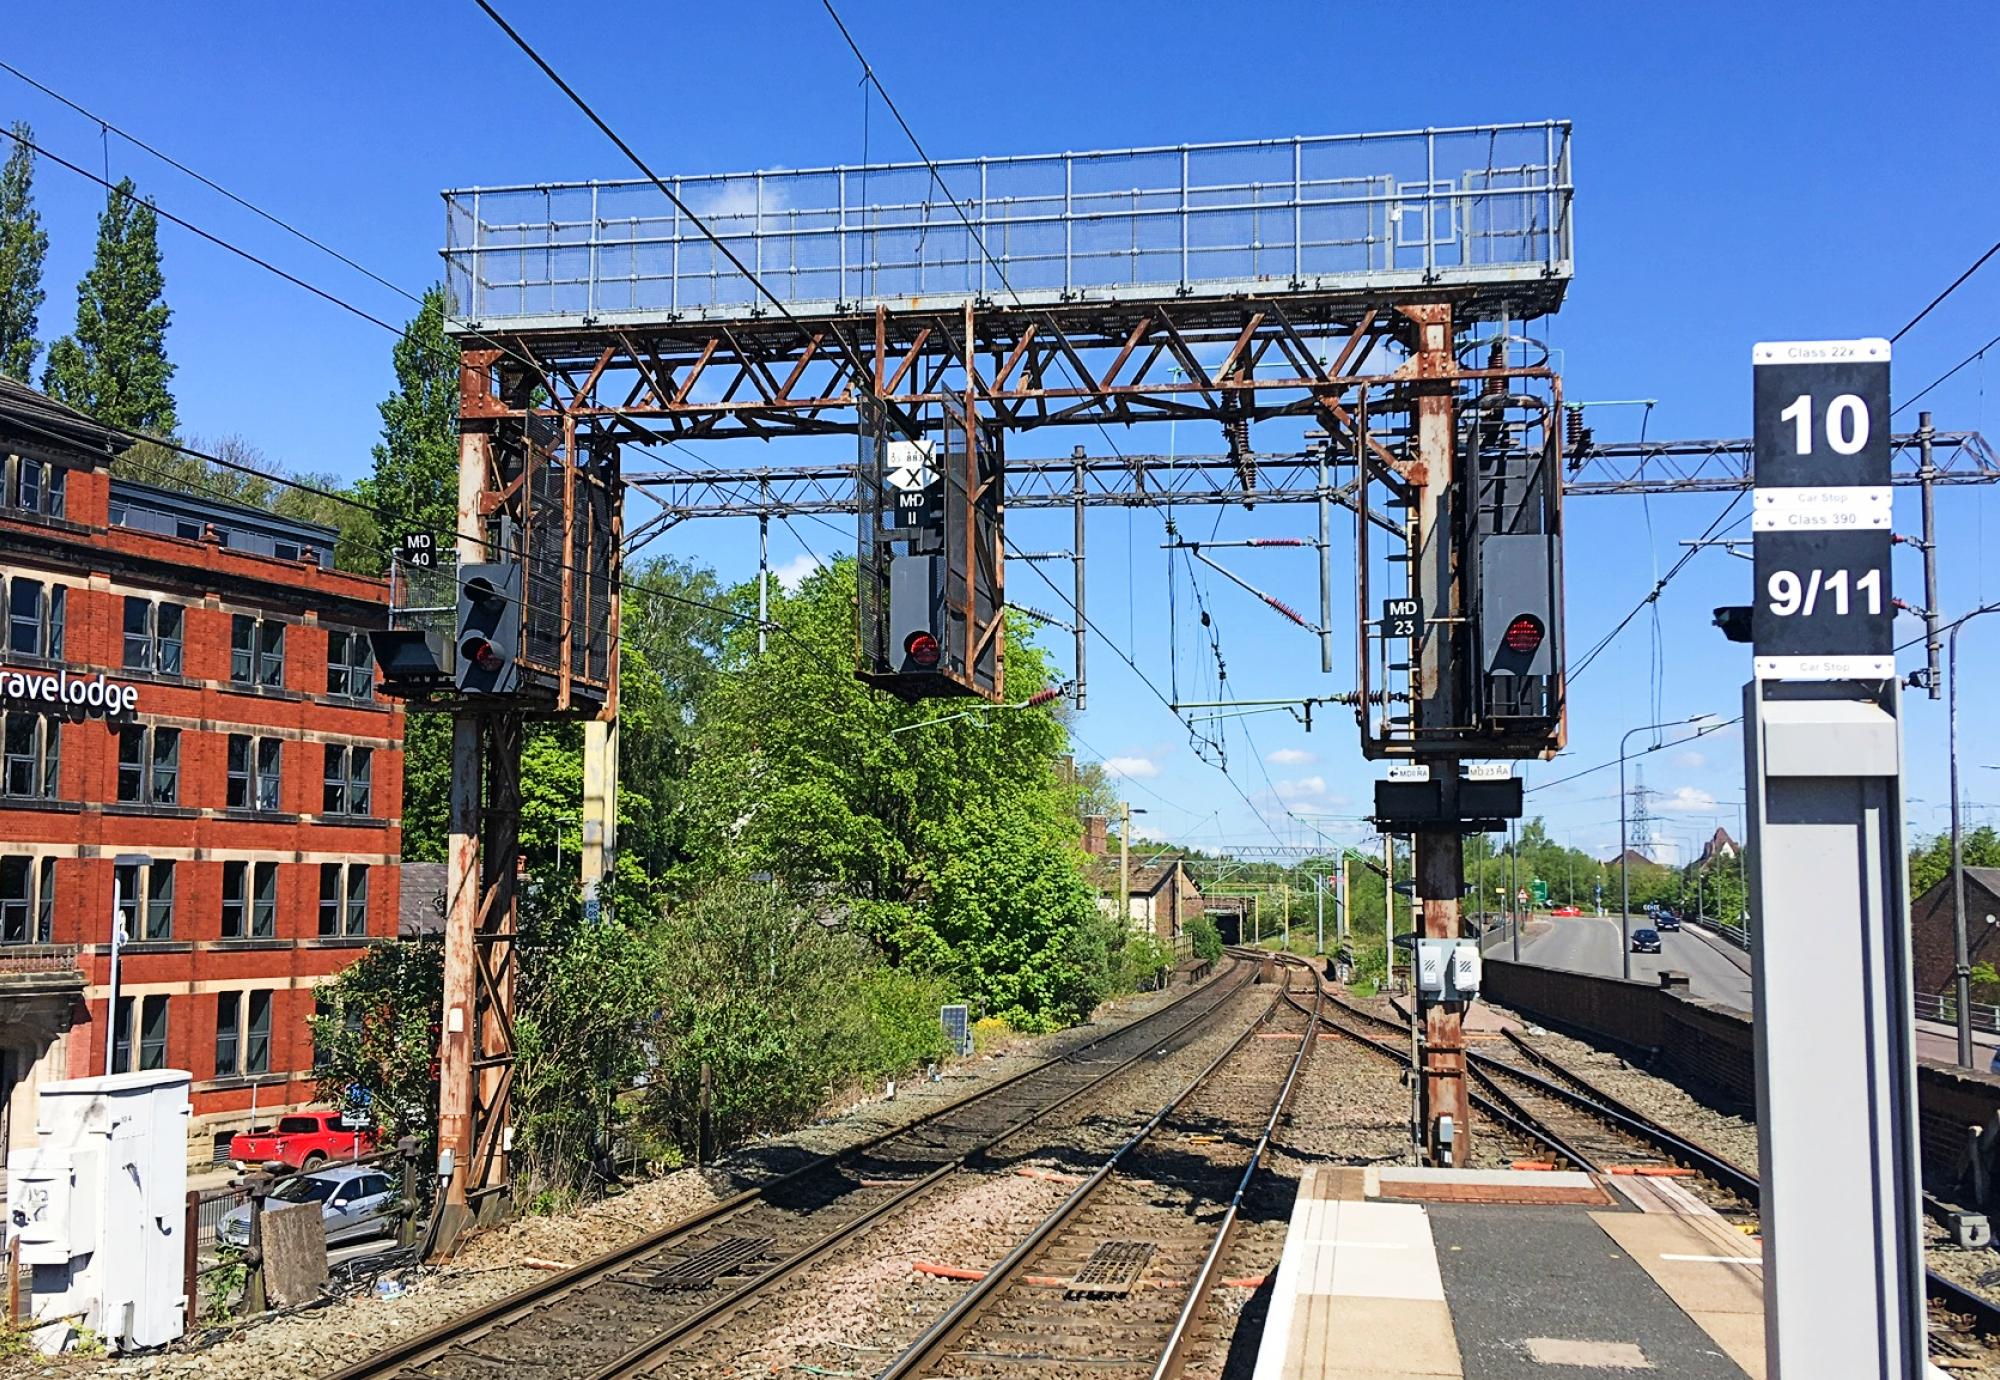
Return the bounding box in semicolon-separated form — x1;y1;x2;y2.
1406;302;1470;1167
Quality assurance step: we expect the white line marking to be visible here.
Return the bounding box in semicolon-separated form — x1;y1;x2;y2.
1660;1253;1760;1265
1306;1239;1410;1249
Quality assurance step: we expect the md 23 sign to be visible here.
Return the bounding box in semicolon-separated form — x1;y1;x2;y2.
1751;339;1893;680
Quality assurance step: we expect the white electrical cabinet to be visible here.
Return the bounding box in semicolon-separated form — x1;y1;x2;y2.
1414;938;1482;1002
7;1069;191;1352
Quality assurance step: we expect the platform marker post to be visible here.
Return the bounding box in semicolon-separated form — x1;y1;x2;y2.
1744;338;1924;1378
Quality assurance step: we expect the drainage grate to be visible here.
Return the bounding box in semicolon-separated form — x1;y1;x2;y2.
642;1235;775;1290
1068;1240;1156;1297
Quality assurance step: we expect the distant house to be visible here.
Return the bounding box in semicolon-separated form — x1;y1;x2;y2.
1080;815;1206;950
1910;867;2000;999
1696;828;1741;866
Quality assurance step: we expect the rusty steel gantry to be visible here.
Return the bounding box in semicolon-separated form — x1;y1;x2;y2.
428;121;1576;1196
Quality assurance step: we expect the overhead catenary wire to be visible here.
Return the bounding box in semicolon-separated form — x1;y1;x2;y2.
1894;238;2000;344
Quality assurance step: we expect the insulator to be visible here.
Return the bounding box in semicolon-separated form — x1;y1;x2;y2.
1484;339;1507;397
1008;602;1063;627
1249;538;1306;547
1264;595;1309;628
1199;610;1211;627
1023;685;1064;708
1565;406;1585;449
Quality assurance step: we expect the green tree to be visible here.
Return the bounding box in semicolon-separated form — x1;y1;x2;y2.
43;177;175;434
1910;826;2000;900
679;559;1114;1029
359;286;457;576
0;124;47;383
310;937;445;1145
363;289;460;857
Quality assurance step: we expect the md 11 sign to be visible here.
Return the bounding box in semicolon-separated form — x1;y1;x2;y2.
1751;338;1893;680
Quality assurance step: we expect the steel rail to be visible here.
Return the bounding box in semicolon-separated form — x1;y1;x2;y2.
1152;975;1321;1380
326;956;1250;1380
876;971;1307;1379
577;961;1268;1380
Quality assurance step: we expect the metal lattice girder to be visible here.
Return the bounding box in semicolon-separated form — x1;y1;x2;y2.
1565;431;1999;495
623;430;2000;531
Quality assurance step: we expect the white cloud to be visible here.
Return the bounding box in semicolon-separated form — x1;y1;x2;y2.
1104;755;1160;780
1671;750;1708;770
773;552;824;592
1267;747;1316;767
1660;786;1719;813
1274;775;1327;800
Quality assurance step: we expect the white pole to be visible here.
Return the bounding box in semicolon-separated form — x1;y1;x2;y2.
1383;834;1394;989
104;869;124;1078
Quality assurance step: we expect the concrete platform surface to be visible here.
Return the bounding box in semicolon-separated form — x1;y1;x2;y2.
1256;1165;1758;1379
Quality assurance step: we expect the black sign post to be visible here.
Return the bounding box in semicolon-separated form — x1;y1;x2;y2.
1750;339;1893;679
1382;597;1423;641
403;532;438;570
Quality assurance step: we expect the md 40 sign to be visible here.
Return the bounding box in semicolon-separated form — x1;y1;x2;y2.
1751;339;1893;679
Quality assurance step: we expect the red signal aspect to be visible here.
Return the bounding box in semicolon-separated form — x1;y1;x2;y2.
1502;615;1544;655
903;631;942;668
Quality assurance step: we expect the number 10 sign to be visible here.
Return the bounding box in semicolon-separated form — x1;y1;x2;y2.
1751;339;1893;680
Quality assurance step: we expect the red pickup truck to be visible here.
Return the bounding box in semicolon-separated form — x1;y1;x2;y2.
228;1111;376;1171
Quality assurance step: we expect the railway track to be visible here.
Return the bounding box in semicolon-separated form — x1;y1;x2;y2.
329;955;1261;1380
872;962;1319;1380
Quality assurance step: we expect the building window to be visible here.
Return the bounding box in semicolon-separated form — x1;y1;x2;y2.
6;457;64;518
1;711;58;800
110;994;164;1074
139;994;168;1071
122;599;183;675
252;861;277;937
117;725;178;804
319;863;369;937
221;861;276;940
111;995;132;1074
214;993;239;1077
111;858;171;941
221;861;246;938
144;859;174;940
214;991;271;1078
326;630;375;700
0;856;53;944
5;579;62;658
226;735;282;811
232;616;285;688
323;745;372;816
113;861;140;938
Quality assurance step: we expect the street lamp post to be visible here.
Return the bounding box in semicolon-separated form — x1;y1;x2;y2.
1621;716;1717;980
1949;605;2000;1067
106;853;152;1077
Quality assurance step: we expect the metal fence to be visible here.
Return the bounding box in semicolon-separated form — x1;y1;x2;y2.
443;122;1573;328
1914;992;2000;1035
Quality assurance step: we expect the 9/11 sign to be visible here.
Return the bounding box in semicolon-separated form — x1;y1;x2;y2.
1751;339;1893;680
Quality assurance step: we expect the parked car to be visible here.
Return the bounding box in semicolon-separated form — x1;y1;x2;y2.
1631;927;1662;954
216;1166;400;1249
1654;910;1682;931
1550;905;1582;918
229;1110;376;1171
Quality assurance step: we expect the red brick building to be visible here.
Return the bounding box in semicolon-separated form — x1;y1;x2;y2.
0;379;402;1167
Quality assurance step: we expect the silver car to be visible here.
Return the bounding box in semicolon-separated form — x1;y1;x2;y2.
216;1166;398;1248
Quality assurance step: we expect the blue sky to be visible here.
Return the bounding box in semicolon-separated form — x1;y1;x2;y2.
8;2;2000;864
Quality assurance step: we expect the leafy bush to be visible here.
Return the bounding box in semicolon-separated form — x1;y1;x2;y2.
849;965;952;1078
1114;930;1173;992
1187;914;1224;962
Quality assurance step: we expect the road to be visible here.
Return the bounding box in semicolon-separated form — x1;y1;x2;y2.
1490;913;1755;1013
1492;915;2000;1071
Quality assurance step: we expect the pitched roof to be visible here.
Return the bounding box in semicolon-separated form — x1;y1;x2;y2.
398;862;447;937
0;376;131;462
